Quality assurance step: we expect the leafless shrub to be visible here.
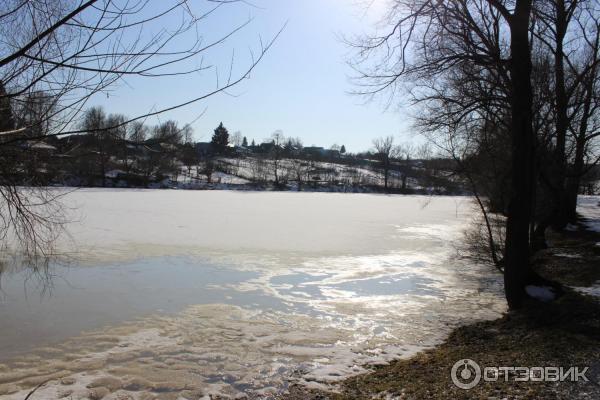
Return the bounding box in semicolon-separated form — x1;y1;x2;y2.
459;203;506;273
250;156;269;183
0;187;73;277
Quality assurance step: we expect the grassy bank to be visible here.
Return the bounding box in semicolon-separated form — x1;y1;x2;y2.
285;224;600;399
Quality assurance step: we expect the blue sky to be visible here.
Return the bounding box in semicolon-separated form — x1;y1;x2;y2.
91;0;413;152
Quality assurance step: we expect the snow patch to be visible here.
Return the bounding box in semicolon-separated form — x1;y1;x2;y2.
554;253;582;259
578;196;600;233
573;284;600;298
525;285;556;302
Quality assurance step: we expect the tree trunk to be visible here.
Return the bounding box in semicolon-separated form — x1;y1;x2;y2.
554;0;568;163
563;41;597;222
503;0;535;310
100;155;106;187
384;160;389;190
553;0;570;229
565;134;586;221
563;148;584;224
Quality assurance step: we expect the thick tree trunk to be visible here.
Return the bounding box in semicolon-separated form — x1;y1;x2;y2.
565;178;580;221
503;0;535;310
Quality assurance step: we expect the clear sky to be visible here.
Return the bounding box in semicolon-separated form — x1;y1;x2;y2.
91;0;413;152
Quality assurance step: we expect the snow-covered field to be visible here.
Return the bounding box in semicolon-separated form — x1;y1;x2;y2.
175;158;424;190
0;190;508;398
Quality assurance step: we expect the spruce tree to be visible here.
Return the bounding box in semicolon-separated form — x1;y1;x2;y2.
211;122;229;154
340;145;346;154
242;136;248;147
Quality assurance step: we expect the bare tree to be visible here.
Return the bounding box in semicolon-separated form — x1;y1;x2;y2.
373;136;399;190
351;0;539;308
106;113;129;175
80;106;108;186
528;0;600;231
230;131;243;147
0;0;280;264
128;121;148;144
290;160;309;190
181;143;198;178
202;159;215;184
269;130;285;186
182;124;194;145
250;155;269;183
562;2;600;220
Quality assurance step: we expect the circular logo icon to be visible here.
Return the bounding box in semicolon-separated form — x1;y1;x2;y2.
451;359;481;390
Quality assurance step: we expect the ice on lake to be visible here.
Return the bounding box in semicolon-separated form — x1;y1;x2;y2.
0;190;506;398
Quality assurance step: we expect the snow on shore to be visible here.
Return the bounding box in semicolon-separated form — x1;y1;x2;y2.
578;195;600;233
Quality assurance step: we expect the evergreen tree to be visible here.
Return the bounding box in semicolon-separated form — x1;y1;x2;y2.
211;122;229;154
242;136;248;147
251;139;256;147
340;145;346;154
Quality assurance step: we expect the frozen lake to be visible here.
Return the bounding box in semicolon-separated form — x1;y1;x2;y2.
0;190;505;399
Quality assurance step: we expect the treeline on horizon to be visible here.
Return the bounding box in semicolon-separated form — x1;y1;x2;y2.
0;100;466;192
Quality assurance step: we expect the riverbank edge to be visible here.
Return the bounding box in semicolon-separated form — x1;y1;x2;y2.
282;221;600;399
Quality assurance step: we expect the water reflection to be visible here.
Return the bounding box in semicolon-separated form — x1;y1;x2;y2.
0;249;505;400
